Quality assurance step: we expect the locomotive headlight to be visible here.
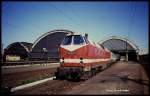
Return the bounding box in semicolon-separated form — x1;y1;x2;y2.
60;59;62;62
80;57;83;63
60;57;64;64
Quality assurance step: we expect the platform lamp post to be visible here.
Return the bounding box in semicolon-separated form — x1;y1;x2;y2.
136;46;140;61
43;48;47;66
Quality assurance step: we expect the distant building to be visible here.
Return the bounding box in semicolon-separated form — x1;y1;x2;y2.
6;55;21;61
3;42;32;61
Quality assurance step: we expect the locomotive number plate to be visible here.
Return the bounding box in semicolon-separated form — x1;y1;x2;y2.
67;51;76;55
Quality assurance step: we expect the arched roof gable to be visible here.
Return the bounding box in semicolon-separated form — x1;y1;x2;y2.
31;29;74;51
98;36;139;53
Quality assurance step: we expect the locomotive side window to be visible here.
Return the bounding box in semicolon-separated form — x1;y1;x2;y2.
62;35;72;45
73;35;84;45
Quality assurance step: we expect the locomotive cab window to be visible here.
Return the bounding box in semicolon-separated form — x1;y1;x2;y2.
62;35;72;45
73;35;85;45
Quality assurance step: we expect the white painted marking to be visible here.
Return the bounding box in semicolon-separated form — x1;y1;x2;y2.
2;63;60;68
11;76;55;92
2;65;31;68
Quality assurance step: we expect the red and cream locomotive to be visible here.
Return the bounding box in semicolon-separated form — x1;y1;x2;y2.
55;33;116;80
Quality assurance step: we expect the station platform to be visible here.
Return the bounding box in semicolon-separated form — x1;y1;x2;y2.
66;61;149;95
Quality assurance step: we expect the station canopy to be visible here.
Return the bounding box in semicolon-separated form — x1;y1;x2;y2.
4;42;32;60
98;36;139;61
29;29;73;61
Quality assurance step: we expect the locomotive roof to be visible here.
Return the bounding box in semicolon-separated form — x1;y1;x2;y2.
66;33;84;36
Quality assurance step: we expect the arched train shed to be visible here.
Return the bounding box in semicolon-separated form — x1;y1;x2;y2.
4;42;32;61
28;29;73;61
98;36;139;61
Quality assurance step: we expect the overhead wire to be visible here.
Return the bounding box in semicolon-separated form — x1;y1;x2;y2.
128;2;136;40
2;4;57;34
3;21;36;32
48;3;90;34
126;2;136;52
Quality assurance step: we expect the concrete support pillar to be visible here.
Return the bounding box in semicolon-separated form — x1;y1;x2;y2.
126;52;128;61
137;53;139;61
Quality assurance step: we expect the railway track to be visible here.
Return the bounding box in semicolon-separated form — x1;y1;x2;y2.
6;63;115;95
1;61;115;95
2;61;147;95
1;63;59;88
1;61;58;66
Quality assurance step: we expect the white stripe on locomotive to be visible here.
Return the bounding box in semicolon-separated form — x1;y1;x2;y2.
60;58;111;63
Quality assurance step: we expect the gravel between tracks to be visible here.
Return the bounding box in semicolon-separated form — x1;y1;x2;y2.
2;67;57;88
11;80;83;95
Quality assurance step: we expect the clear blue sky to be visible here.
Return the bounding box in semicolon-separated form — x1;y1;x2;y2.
2;1;148;54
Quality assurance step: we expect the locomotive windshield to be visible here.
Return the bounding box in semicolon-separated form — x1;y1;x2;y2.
62;35;85;45
62;35;72;45
74;35;84;44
